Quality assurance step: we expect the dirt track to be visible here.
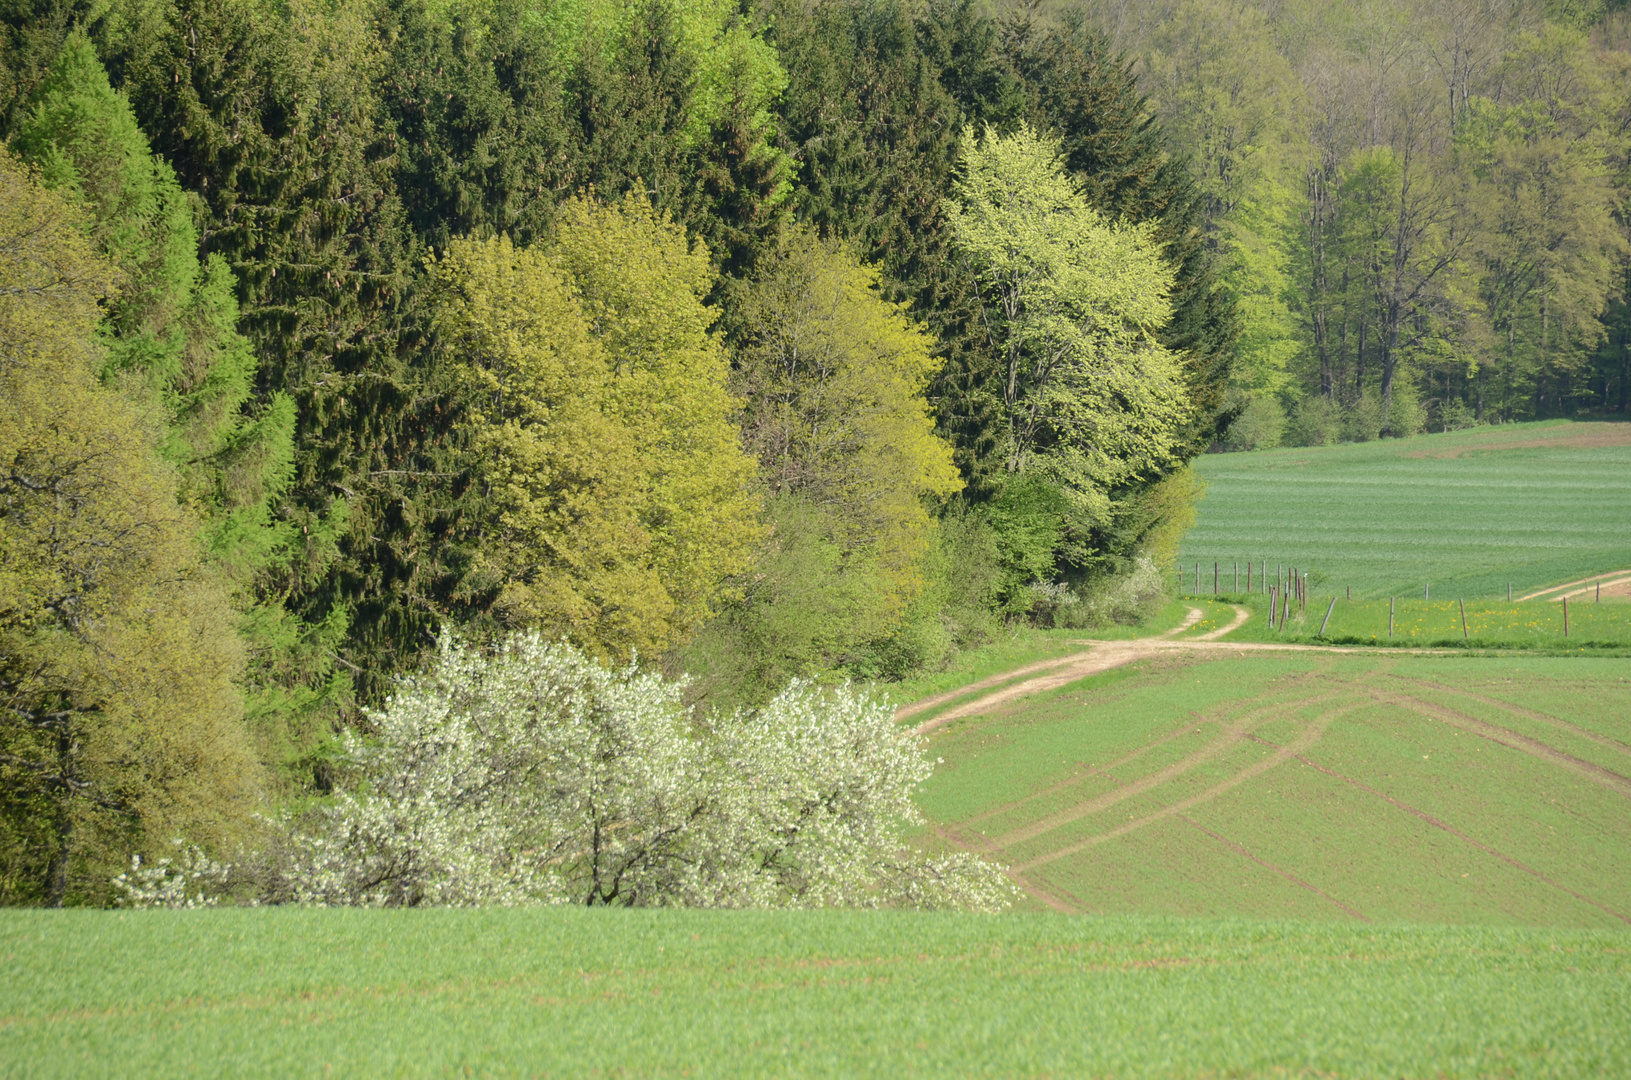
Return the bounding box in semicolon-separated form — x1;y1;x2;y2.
904;603;1447;735
1517;569;1631;602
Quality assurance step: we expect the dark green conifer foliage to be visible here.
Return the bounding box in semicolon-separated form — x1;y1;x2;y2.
9;32;348;776
96;0;457;710
0;0;93;130
767;0;1003;487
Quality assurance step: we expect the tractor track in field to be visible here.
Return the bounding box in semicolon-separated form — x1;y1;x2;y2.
974;692;1348;854
954;671;1337;832
1347;681;1631;801
911;602;1631;916
1244;724;1631;926
1176;814;1372;921
1011;706;1352;873
1390;677;1631;760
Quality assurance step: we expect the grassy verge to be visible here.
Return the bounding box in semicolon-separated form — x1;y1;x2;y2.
1192;593;1631;650
4;909;1628;1078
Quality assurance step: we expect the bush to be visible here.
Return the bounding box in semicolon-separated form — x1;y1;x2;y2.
1218;395;1285;451
1054;556;1169;629
262;634;1011;910
1346;391;1384;442
1285;395;1343;446
1386;379;1426;437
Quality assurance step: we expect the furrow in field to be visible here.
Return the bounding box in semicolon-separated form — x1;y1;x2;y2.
979;692;1348;852
1386;676;1631;759
1012;706;1349;873
1176;814;1372;922
1352;683;1631;800
1247;732;1631;926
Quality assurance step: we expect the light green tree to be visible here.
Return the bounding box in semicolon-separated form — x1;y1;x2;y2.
945;124;1193;524
732;227;962;607
431;196;759;661
0;154;264;906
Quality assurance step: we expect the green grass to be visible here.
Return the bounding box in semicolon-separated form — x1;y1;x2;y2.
1187;594;1631;650
1178;419;1631;599
916;650;1631;927
4;909;1629;1078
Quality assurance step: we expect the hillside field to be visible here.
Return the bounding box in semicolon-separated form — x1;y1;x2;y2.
3;909;1629;1078
1177;420;1631;600
916;650;1631;925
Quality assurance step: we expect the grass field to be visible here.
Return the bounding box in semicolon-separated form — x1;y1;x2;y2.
915;650;1631;927
3;909;1629;1078
1191;594;1631;649
1177;419;1631;600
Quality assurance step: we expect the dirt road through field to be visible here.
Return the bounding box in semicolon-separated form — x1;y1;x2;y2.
907;604;1256;735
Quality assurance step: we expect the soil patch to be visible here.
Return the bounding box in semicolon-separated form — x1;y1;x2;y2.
1405;422;1631;459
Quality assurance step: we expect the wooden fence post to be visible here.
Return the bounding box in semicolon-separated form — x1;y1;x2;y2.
1459;597;1468;641
1346;585;1351;600
1425;583;1430;601
1389;597;1395;639
1319;596;1336;637
1508;583;1512;602
1246;561;1252;592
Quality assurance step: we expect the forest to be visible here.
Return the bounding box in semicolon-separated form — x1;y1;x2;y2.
0;0;1626;907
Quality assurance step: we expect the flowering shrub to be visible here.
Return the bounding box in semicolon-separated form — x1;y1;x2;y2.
112;843;233;909
272;633;1011;910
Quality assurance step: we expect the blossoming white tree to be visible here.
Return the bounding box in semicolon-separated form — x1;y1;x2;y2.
272;633;1011;910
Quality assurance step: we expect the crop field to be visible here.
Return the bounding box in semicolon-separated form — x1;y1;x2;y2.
1177;419;1631;600
4;908;1629;1078
915;650;1631;927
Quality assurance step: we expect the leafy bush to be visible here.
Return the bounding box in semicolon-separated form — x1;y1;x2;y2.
263;634;1011;910
1285;395;1343;446
1218;395;1285;451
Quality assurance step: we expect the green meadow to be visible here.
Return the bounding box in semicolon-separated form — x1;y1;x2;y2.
4;909;1629;1078
1177;420;1631;600
1193;594;1631;649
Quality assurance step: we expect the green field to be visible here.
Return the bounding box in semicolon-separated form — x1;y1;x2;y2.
4;909;1629;1078
14;425;1631;1078
1190;594;1631;649
916;651;1631;926
1178;420;1631;599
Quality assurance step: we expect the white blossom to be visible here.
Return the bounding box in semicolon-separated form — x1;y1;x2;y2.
276;632;1013;910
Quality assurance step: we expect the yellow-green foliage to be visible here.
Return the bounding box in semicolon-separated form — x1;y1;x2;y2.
0;156;263;905
431;197;759;660
734;228;962;607
1135;465;1204;571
